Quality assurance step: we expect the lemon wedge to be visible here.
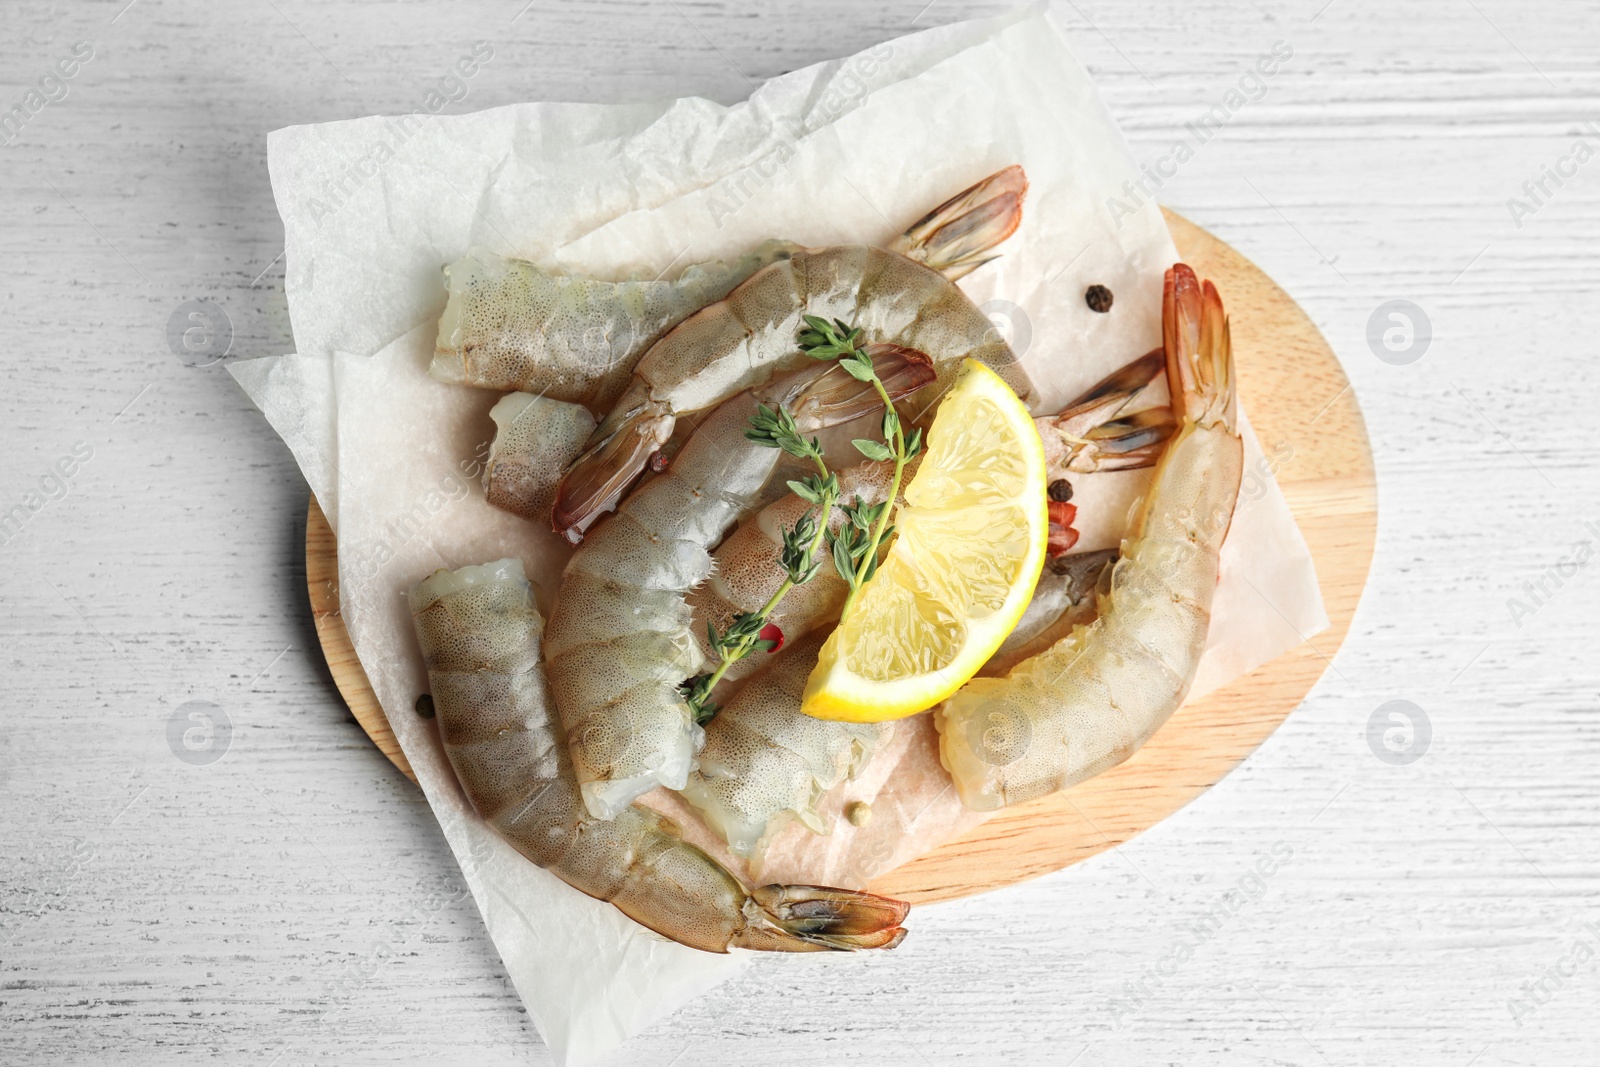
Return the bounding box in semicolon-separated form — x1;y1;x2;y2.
801;359;1048;723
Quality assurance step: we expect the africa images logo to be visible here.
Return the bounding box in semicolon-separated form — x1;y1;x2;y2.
0;442;95;548
0;41;95;146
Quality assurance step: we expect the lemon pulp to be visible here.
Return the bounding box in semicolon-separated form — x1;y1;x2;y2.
801;359;1048;723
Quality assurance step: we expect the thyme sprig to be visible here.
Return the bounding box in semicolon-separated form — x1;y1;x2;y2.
681;315;925;724
682;418;839;725
797;315;923;619
744;402;824;463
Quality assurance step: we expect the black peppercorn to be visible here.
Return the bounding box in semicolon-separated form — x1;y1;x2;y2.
415;693;435;719
1048;478;1074;503
1085;284;1113;313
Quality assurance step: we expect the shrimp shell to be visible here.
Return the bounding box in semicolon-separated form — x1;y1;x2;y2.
481;393;597;524
679;633;890;860
935;264;1243;811
432;240;797;407
687;458;903;686
431;166;1028;415
409;558;909;952
544;354;935;821
679;548;1110;861
553;167;1032;541
687;351;1175;688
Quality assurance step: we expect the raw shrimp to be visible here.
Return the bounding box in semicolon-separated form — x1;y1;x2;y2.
673;352;1175;858
688;351;1176;681
678;551;1107;861
408;558;908;952
481;393;596;524
1036;349;1175;479
431;166;1027;412
982;549;1116;677
687;457;902;688
552;166;1033;541
679;633;889;860
431;240;795;408
935;264;1243;811
543;351;936;821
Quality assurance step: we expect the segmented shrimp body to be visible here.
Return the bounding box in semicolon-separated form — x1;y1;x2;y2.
687;458;903;687
681;547;1120;857
432;167;1027;418
981;549;1116;677
674;352;1177;859
935;264;1243;811
552;167;1033;541
409;559;908;952
678;549;1112;860
688;351;1176;684
543;353;935;821
481;393;597;524
680;632;890;861
431;240;798;408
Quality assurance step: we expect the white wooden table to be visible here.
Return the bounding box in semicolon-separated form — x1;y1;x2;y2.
3;1;1596;1063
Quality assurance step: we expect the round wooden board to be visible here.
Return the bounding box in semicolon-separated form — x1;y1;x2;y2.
305;209;1377;906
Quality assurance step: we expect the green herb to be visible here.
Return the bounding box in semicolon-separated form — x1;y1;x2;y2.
683;411;839;725
797;315;922;620
745;403;825;463
683;315;927;722
796;315;866;361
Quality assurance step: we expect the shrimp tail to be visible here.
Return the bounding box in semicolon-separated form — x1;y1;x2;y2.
552;380;675;543
787;342;936;426
735;885;910;952
891;165;1028;281
413;559;910;953
1037;348;1177;475
553;345;936;543
936;264;1243;812
1067;348;1166;414
1164;265;1237;432
1085;408;1177;470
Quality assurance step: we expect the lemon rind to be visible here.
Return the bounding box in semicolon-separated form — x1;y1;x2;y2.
802;360;1048;723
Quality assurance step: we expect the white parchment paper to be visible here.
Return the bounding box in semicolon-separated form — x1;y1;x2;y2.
231;7;1328;1062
